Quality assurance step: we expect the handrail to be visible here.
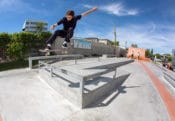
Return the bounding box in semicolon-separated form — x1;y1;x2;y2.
28;54;83;69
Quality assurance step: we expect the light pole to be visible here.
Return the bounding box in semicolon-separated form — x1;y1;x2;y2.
125;41;127;49
114;25;117;56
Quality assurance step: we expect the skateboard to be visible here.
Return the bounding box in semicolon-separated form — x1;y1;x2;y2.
39;42;73;56
39;48;69;56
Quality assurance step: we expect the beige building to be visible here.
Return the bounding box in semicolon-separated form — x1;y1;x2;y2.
98;39;112;45
85;38;112;46
85;38;99;43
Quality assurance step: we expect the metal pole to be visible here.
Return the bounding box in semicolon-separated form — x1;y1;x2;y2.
75;57;77;64
50;67;53;77
114;25;117;57
29;58;32;69
80;77;84;95
113;68;117;79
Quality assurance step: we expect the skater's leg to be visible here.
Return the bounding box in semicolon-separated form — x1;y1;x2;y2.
46;30;66;45
65;28;74;43
45;30;66;50
62;28;73;48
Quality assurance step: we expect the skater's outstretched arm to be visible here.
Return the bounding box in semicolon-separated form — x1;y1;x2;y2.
81;7;97;17
50;18;64;30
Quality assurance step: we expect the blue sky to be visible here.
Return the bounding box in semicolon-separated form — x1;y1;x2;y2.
0;0;175;54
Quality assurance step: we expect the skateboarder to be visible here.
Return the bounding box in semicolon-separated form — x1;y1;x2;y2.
45;7;98;51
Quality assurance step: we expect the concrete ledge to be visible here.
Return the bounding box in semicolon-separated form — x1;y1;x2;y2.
39;58;133;108
39;69;81;107
82;73;130;108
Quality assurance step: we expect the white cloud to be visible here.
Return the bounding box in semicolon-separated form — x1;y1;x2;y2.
113;24;175;53
76;22;175;54
83;3;139;16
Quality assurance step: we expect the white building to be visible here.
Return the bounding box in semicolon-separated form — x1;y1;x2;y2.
22;19;48;33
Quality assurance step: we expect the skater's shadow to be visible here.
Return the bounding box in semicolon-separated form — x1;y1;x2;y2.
86;74;141;108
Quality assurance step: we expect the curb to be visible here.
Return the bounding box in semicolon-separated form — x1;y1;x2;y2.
140;62;175;121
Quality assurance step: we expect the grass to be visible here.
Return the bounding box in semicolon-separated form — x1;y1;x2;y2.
0;60;38;72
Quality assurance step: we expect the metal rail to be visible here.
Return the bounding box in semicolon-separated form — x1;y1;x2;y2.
28;54;83;69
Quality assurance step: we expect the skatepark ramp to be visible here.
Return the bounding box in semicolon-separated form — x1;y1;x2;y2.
38;57;134;108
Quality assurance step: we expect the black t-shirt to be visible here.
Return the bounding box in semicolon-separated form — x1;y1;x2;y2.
57;15;82;31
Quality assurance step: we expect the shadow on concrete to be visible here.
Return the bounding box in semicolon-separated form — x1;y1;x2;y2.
86;74;141;108
51;71;91;92
84;61;133;70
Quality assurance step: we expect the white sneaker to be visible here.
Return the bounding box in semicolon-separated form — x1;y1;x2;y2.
62;42;68;48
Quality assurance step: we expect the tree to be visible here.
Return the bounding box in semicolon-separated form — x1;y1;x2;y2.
111;41;119;46
168;56;172;62
154;53;161;59
0;32;52;61
146;49;154;58
131;44;138;48
163;54;172;62
36;22;45;33
151;49;154;55
7;41;23;60
36;32;52;48
0;33;11;59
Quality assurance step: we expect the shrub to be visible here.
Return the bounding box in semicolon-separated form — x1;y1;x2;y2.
7;41;23;60
0;33;11;58
0;32;52;60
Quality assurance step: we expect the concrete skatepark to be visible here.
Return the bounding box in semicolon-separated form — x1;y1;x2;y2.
0;55;175;121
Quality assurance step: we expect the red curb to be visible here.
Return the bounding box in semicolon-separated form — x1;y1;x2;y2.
0;114;2;121
140;62;175;121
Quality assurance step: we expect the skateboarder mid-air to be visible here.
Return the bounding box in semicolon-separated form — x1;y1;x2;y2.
45;7;97;51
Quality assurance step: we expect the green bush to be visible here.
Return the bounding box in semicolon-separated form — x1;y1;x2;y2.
0;32;51;61
7;41;23;60
0;33;11;48
0;33;11;58
36;32;51;48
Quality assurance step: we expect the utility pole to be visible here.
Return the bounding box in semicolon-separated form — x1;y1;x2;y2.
114;25;117;56
125;41;127;49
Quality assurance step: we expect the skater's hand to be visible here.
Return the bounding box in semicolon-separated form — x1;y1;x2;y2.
92;7;97;12
50;25;56;30
81;6;97;16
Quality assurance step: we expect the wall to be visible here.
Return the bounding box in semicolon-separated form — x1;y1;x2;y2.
52;37;127;57
127;47;146;59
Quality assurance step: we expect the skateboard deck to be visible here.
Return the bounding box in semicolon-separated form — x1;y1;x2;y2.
39;48;69;56
39;49;66;53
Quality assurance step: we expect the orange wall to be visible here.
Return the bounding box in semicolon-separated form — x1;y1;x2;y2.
127;47;146;59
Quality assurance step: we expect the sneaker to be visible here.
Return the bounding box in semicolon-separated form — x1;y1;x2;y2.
62;42;67;48
44;46;51;51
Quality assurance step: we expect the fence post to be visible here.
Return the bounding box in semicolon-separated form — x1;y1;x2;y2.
80;77;84;95
113;68;117;79
50;66;53;77
29;58;32;69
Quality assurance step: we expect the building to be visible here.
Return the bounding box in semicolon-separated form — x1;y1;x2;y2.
85;38;112;46
127;47;146;60
85;38;99;43
98;39;112;45
22;19;48;33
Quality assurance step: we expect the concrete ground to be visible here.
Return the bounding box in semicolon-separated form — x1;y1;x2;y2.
0;60;172;121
